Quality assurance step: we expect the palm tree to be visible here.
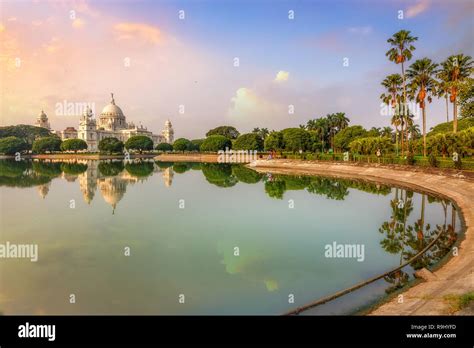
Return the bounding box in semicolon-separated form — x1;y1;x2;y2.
406;58;438;157
386;30;418;155
381;126;393;138
334;112;350;130
381;73;403;107
407;124;420;140
440;54;474;132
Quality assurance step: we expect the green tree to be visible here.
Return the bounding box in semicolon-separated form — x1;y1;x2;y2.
0;124;52;148
252;127;270;139
281;128;311;153
386;30;418;155
440;54;474;132
200;135;232;152
60;138;88;153
206;126;240;139
32;136;62;154
264;131;283;151
334;125;367;152
124;135;154;153
98;137;124;154
0;136;29;155
233;133;264;151
173;138;192;152
155;142;173;152
406;58;438;157
190;139;205;152
458;77;474;119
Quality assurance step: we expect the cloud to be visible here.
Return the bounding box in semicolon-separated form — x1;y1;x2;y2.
72;18;85;29
347;26;372;35
274;70;289;82
113;22;162;44
406;0;430;18
227;87;282;124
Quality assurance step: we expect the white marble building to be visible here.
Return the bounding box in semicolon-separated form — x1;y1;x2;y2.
36;93;174;152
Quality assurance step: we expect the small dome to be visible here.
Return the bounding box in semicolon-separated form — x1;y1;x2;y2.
38;110;48;120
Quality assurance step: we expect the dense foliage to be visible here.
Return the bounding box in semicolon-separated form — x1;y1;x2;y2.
155;142;173;152
60;139;88;153
98;137;124;154
124;136;153;153
233;133;264;151
206;126;240;140
200;135;232;152
32;136;62;154
0;136;29;155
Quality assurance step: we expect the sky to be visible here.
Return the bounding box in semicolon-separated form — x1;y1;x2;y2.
0;0;473;139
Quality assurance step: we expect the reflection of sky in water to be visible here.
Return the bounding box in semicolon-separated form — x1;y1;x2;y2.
0;160;462;315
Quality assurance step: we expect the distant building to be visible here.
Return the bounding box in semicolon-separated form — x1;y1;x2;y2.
35;93;175;151
35;110;50;130
60;127;78;140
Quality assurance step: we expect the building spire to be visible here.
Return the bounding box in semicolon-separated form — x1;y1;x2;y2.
111;92;115;105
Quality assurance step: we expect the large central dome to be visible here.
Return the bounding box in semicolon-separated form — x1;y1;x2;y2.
100;93;124;118
99;93;126;131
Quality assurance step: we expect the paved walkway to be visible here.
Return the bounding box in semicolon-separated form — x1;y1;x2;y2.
249;159;474;315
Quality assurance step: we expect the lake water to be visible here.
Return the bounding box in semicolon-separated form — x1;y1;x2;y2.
0;159;462;315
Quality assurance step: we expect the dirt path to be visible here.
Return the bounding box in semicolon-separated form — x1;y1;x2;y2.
249;159;474;315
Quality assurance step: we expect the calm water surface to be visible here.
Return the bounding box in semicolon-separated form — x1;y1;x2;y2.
0;159;462;315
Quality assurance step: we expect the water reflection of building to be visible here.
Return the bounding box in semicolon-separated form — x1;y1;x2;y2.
37;182;51;199
162;167;174;187
79;161;99;204
75;160;173;212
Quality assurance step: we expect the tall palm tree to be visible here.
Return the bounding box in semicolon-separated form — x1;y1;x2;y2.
406;58;438;157
380;74;403;153
440;54;474;132
386;30;418;155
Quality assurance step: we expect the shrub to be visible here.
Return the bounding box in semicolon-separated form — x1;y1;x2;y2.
429;153;439;167
406;153;415;165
